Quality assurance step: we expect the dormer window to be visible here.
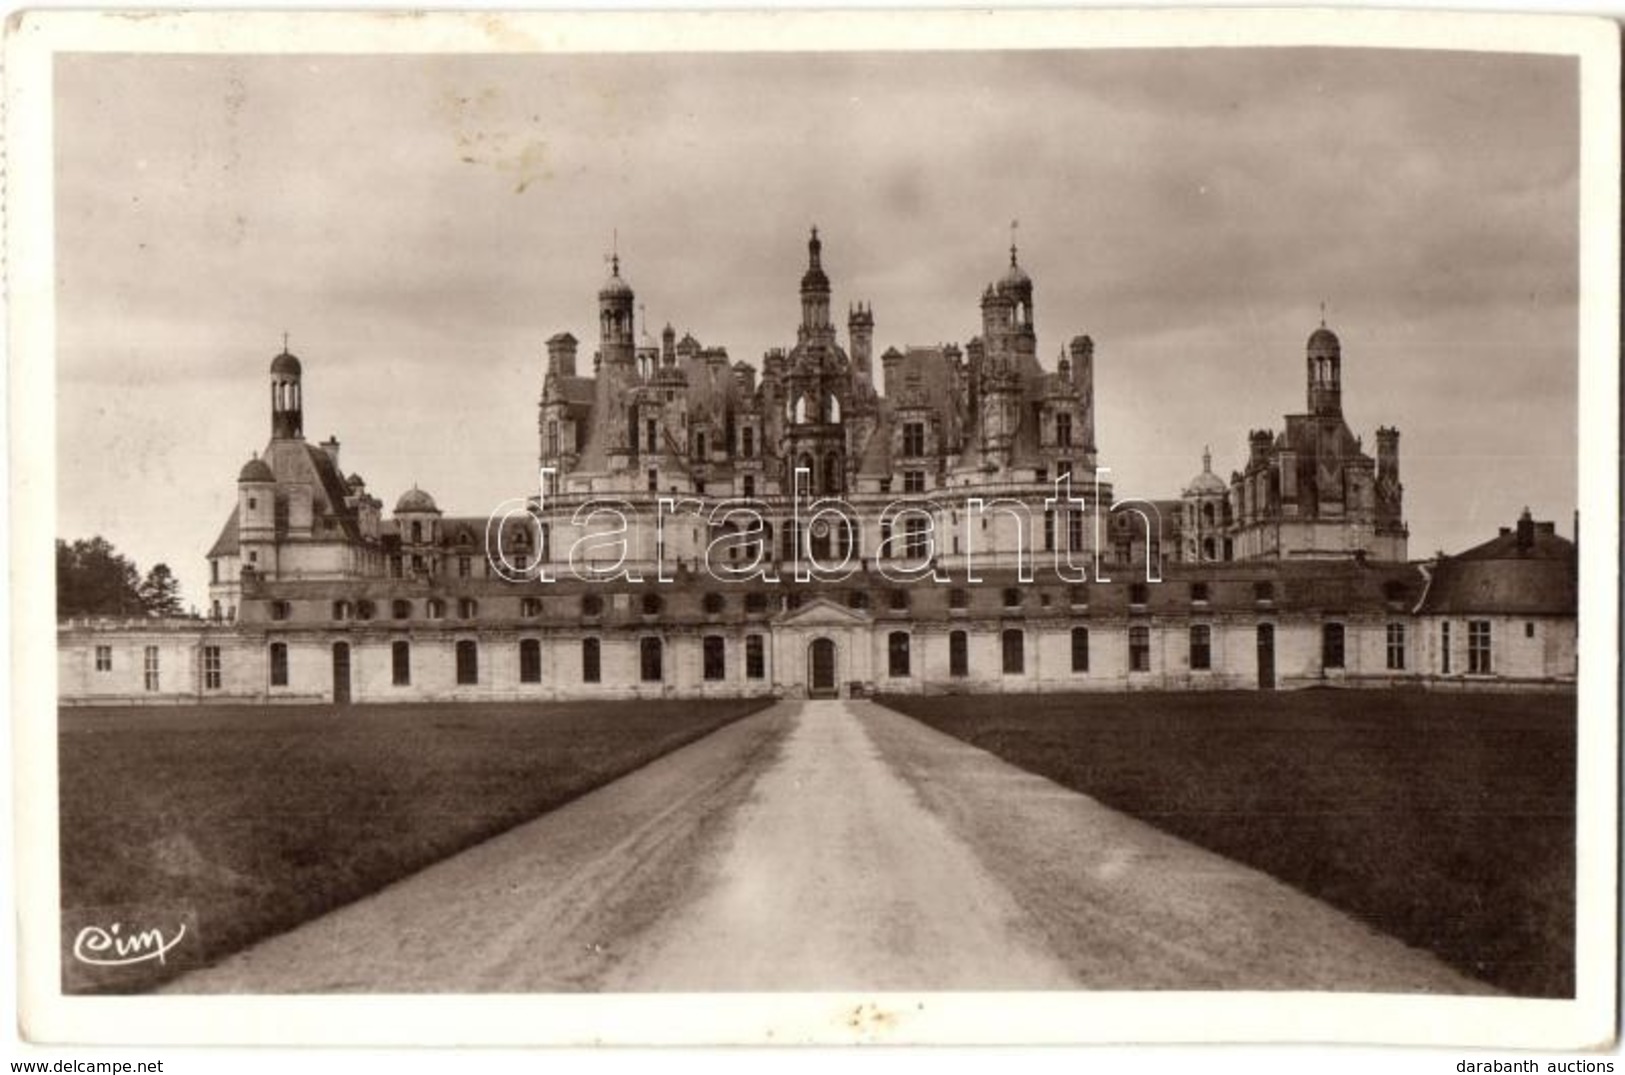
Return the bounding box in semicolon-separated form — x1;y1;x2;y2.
902;422;925;457
1056;412;1073;447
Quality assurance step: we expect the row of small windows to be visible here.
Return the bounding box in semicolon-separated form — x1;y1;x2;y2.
95;620;1509;693
294;582;1263;623
267;636;770;688
95;644;221;692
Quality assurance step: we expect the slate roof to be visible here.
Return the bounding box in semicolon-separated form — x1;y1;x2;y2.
1416;520;1577;616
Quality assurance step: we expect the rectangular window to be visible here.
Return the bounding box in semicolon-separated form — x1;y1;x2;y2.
582;638;601;684
695;432;707;459
902;422;925;457
1071;627;1090;673
903;470;926;494
746;634;765;680
904;516;928;559
458;555;471;578
455;640;479;685
210;559;220;584
887;631;911;677
1001;629;1025;675
742;427;755;458
743;475;756;499
641;637;664;682
1129;626;1150;672
1322;623;1346;670
392;640;411;686
1043;510;1055;552
1441;622;1452;675
648;469;659;492
1129;582;1148;605
1386;623;1407;670
646;419;658;453
703;635;726;681
143;646;160;691
269;642;288;686
949;630;968;677
1189;624;1212;670
1468;620;1492;674
1056;412;1072;447
1191;582;1210;603
1068;509;1085;553
548;420;560;457
203;645;221;690
94;645;112;672
519;639;542;684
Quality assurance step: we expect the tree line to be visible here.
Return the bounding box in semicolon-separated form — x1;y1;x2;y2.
57;536;186;618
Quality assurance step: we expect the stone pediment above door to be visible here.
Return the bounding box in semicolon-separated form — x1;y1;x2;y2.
776;596;870;627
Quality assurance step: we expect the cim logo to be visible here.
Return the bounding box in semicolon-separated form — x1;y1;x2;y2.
61;907;199;993
72;921;186;967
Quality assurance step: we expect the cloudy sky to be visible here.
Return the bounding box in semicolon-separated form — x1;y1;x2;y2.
55;47;1578;607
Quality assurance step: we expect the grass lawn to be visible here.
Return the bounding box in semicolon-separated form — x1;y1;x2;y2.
878;690;1575;997
59;698;770;992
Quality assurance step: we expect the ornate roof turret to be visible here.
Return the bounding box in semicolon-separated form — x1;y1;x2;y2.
238;454;274;484
395;485;441;514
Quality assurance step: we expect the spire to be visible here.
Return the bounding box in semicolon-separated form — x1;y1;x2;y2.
1319;300;1327;328
1203;445;1212;473
1010;218;1019;267
281;331;289;354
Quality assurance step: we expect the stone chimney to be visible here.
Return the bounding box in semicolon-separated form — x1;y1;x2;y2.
848;302;874;387
1248;429;1274;468
1516;506;1535;551
546;333;578;378
881;346;904;398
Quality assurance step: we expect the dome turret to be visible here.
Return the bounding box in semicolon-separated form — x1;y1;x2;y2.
395;485;440;514
598;254;634;301
238;455;274;484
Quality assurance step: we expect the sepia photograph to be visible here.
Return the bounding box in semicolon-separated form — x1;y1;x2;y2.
6;6;1618;1055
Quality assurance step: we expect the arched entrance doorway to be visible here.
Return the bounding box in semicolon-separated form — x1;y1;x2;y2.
807;637;837;698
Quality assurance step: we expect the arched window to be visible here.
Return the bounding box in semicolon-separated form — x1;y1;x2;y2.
1002;629;1025;674
426;598;444;620
519;639;542;683
391;640;410;686
1202;502;1216;526
887;631;911;678
949;630;968;677
826;394;841;423
411;521;422;543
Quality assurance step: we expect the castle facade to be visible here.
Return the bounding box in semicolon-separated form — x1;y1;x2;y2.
57;231;1575;704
